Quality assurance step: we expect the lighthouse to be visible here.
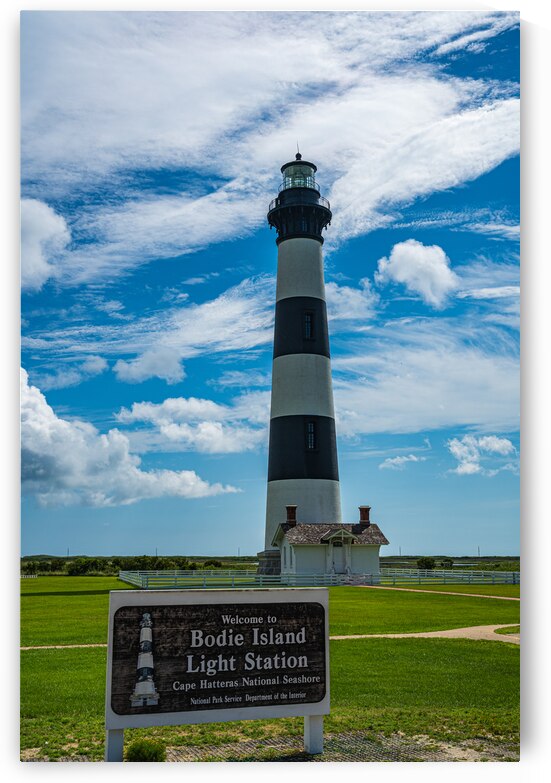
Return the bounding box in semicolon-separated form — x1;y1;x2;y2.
130;612;160;707
258;154;341;574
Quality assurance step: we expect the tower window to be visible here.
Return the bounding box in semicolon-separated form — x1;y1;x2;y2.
306;421;316;450
304;311;314;340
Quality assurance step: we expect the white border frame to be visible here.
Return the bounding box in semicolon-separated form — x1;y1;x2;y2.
105;587;330;730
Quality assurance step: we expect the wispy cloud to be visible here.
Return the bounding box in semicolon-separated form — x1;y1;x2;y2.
379;454;427;470
333;316;519;436
33;355;108;390
21;11;519;287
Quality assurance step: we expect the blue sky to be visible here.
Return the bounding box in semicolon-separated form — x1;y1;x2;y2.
20;10;520;557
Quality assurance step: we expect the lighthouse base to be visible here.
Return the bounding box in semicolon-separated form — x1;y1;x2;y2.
256;549;281;575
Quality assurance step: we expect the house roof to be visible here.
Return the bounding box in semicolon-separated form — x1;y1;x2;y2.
273;523;389;547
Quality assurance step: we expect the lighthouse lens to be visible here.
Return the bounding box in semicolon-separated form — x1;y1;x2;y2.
281;164;317;191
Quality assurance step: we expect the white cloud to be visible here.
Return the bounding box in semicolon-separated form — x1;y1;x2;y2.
329;98;519;244
325;278;378;322
446;434;516;476
21;199;70;291
20;368;239;506
33;355;108;390
433;14;518;56
379;454;427;470
117;391;270;454
114;347;185;385
20;12;519;285
375;239;459;308
457;286;520;300
211;370;271;389
333;318;519;436
463;222;520;241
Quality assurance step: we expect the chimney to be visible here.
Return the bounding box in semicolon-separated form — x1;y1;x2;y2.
359;506;371;527
286;505;298;526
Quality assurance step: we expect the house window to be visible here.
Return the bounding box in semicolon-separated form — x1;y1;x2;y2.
303;311;314;340
306;421;316;450
290;547;293;566
283;546;287;567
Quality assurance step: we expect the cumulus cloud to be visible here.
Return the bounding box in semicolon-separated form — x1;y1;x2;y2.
446;434;516;476
20;368;238;506
375;239;459;308
21;199;70;291
114;347;185;385
379;454;427;470
117;391;270;454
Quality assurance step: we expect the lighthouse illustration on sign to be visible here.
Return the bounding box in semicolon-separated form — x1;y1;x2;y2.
130;612;160;707
258;154;389;576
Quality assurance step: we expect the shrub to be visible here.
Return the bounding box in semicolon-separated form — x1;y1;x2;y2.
124;739;166;762
66;558;91;576
203;559;223;569
416;557;436;570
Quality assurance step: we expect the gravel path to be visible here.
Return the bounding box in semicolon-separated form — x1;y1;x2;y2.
165;731;519;762
330;624;520;644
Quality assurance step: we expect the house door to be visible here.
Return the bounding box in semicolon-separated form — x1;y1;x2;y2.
332;543;345;573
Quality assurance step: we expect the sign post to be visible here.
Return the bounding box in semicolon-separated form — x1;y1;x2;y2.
105;588;330;761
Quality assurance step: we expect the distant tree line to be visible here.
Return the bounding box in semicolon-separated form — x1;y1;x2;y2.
415;556;519;571
20;555;248;576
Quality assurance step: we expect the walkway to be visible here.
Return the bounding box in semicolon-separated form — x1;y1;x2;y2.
331;624;520;645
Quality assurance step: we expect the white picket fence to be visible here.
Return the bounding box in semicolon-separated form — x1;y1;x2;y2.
118;568;520;590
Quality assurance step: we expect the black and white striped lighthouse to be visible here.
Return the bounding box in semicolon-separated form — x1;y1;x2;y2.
258;154;341;574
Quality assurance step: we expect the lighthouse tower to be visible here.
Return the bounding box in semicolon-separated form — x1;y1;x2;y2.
258;154;341;574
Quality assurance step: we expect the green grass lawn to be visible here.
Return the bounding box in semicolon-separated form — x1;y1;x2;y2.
21;578;520;647
21;638;519;760
21;577;132;646
328;587;519;636
394;584;520;598
494;625;520;635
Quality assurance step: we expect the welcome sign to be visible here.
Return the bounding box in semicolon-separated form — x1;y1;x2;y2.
105;588;329;732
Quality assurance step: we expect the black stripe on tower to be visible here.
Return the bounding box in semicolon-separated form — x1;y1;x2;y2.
268;415;339;482
273;296;330;359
